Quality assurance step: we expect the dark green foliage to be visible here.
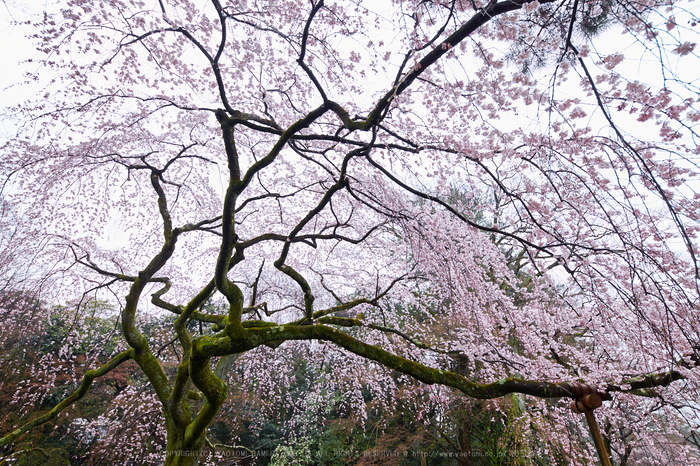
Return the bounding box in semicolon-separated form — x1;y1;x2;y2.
7;443;70;466
579;0;613;37
40;302;121;359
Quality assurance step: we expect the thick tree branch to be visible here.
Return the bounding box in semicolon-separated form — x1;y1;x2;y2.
193;323;685;400
0;349;135;448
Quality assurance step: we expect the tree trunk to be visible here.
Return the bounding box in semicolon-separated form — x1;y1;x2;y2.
457;409;474;466
163;442;205;466
163;429;205;466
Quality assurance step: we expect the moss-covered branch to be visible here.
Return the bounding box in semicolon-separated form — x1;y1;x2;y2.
317;315;450;354
192;323;684;401
0;349;135;448
185;353;227;450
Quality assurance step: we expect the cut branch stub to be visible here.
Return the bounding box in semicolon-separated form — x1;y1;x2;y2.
567;381;609;401
570;393;603;414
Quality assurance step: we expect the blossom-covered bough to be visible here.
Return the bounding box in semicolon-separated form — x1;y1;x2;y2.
1;0;699;464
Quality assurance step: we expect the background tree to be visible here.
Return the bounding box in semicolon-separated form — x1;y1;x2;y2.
1;0;700;464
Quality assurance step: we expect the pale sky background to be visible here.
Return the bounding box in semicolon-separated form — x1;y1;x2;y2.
1;0;698;235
